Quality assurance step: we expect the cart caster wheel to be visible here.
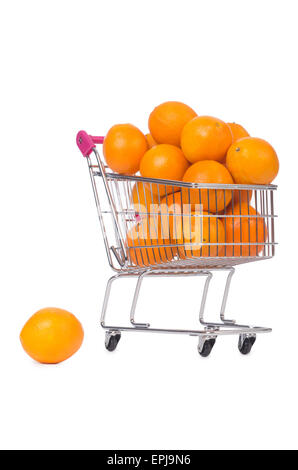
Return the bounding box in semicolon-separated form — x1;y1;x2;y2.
198;337;216;357
105;331;121;352
238;334;256;355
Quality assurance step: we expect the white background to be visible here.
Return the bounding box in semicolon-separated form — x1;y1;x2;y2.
0;0;296;450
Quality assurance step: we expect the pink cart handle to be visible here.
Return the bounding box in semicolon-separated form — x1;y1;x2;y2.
76;131;104;157
91;136;104;144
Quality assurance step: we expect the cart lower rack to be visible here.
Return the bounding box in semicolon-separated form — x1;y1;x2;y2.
77;131;277;357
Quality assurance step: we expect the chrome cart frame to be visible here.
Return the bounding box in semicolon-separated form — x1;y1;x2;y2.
77;131;277;357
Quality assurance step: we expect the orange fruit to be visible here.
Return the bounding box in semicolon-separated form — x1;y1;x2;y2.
182;160;234;213
160;191;183;207
131;182;159;214
20;307;84;364
145;133;157;149
145;182;181;199
175;211;225;258
160;192;184;240
200;213;225;257
226;137;279;184
231;188;252;205
103;124;148;175
181;116;232;163
140;144;189;197
227;122;250;142
126;216;174;266
225;202;267;257
148;101;197;147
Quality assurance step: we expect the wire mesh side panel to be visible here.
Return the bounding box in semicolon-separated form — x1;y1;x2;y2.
91;170;276;270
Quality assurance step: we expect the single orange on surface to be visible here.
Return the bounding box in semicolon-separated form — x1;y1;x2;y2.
176;211;225;258
182;160;234;213
226;137;279;184
227;122;250;142
148;101;197;147
225;202;268;257
131;182;159;214
181;116;233;163
126;216;174;266
103;124;148;175
20;307;84;364
145;133;157;149
140;144;189;196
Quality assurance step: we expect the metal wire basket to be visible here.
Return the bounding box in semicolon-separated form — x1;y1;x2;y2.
77;131;277;357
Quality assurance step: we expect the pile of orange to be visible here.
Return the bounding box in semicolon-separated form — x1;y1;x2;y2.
103;101;279;265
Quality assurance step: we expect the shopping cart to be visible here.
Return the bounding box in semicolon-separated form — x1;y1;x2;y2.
77;130;277;357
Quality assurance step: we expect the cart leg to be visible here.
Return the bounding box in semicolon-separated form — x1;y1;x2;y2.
199;268;238;327
100;271;152;329
130;271;151;328
219;267;236;324
100;274;121;328
101;275;125;351
198;271;213;325
130;269;214;330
